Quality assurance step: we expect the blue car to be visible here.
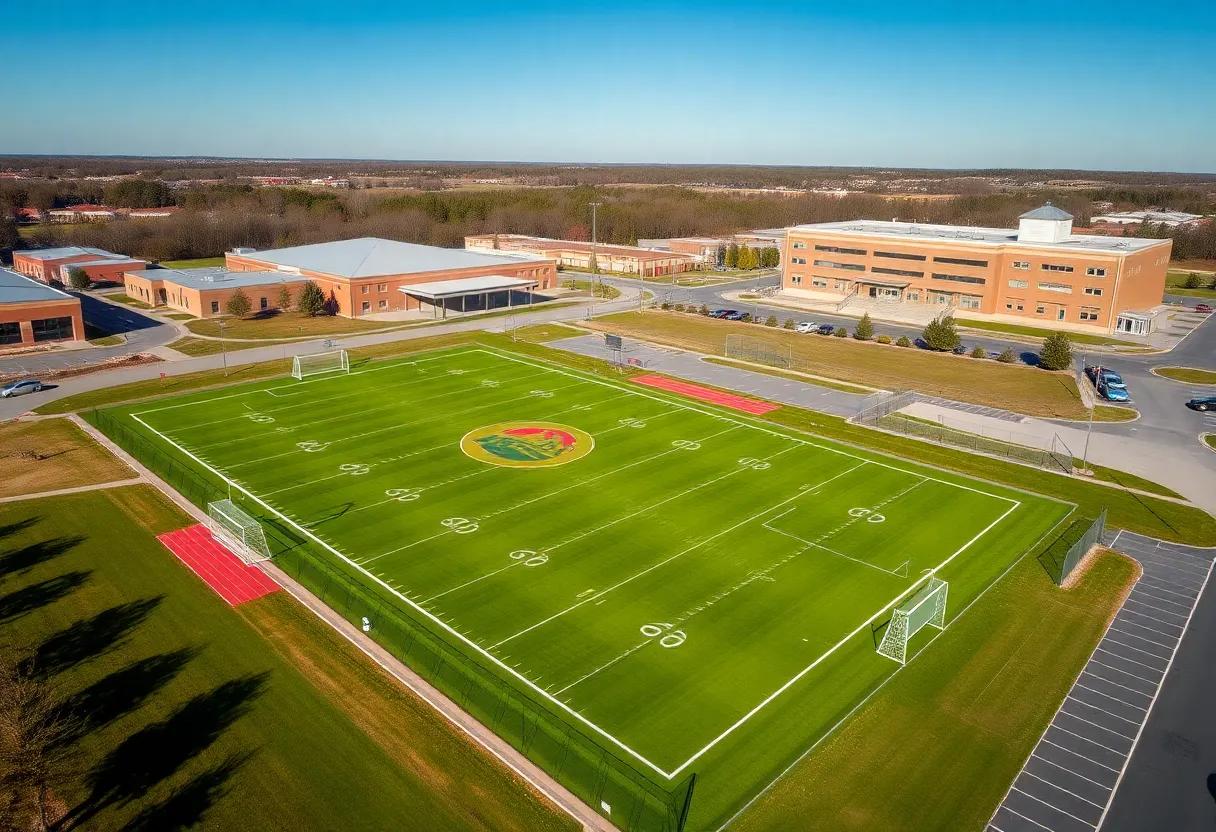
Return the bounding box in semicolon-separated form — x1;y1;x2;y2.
723;311;746;321
1098;381;1130;402
1085;366;1126;389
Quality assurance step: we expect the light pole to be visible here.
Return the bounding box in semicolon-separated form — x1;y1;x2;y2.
219;320;229;377
589;201;603;287
1078;351;1095;473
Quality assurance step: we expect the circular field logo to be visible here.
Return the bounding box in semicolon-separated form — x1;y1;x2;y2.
461;422;594;469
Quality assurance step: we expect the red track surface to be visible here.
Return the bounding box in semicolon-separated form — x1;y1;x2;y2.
157;524;279;606
631;374;779;415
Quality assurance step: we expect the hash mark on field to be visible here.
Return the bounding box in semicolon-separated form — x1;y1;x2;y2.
555;639;653;695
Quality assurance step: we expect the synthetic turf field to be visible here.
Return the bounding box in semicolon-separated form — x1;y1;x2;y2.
103;346;1073;821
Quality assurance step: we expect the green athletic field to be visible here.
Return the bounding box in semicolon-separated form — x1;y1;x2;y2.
95;346;1074;828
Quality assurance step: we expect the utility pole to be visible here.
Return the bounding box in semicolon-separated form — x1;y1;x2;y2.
1079;351;1095;473
219;320;229;377
589;201;603;288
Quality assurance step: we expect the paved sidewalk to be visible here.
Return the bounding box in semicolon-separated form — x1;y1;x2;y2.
0;476;146;504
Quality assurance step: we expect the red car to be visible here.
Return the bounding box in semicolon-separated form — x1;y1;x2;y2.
1195;304;1213;313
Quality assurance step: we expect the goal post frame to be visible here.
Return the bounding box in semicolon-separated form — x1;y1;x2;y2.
877;576;948;665
291;349;350;381
206;499;272;564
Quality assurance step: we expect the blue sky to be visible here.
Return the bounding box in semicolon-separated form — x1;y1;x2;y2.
4;0;1214;171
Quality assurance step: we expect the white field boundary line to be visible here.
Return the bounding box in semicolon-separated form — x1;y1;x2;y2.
138;347;486;416
1094;555;1215;830
716;504;1077;831
471;347;1020;507
128;349;1028;784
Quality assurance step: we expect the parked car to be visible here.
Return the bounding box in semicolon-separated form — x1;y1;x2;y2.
0;379;43;398
1187;396;1216;411
816;323;836;335
1195;304;1213;314
1098;380;1130;402
723;311;745;321
1084;366;1127;389
708;308;735;319
951;344;968;355
794;321;818;333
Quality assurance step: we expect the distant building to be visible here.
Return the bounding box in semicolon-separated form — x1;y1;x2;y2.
0;267;84;347
465;234;699;277
47;204;119;223
123;268;311;318
11;247;146;285
1090;210;1205;228
781;203;1171;337
125;207;181;219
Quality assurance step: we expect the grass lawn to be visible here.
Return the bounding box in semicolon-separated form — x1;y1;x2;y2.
702;356;877;394
560;279;622;299
731;549;1138;832
168;337;295;357
0;487;574;832
506;323;587;343
1093;404;1139;422
1153;366;1216;385
106;293;152;309
160;257;226;269
955;317;1142;347
1165;271;1216;298
185;312;387;340
586;311;1090;419
0;418;133;497
164;312;196;321
91;346;1076;829
1205;434;1216;451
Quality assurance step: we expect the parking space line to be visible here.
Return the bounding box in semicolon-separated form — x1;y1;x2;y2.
1117;606;1185;630
998;805;1054;831
1072;681;1148;711
1051;724;1128;757
1020;770;1106;809
1123;595;1189;618
1059;705;1137;739
1100;635;1170;661
1093;647;1165;675
1139;574;1202;594
1108;623;1176;647
1080;670;1154;699
1039;739;1121;773
1136;577;1199;599
1030;753;1114;790
1064;697;1141;729
1010;786;1098;828
1131;584;1196;606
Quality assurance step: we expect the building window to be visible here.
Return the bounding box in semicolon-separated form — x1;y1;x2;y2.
31;316;74;342
872;266;924;278
1038;282;1072;294
378;299;388;310
1084;287;1103;296
1080;308;1100;321
834;280;850;291
814;245;866;256
1012;261;1030;270
874;251;927;261
361;301;370;312
932;273;986;285
960;296;981;310
791;242;807;250
211;301;219;313
813;259;865;272
361;285;370;294
811;278;828;288
260;297;268;309
1036;305;1046;314
790;274;803;285
0;322;21;345
791;257;807;265
377;283;388;292
1086;267;1106;277
906;291;919;301
1041;263;1074;273
1008;279;1029;289
934;256;988;268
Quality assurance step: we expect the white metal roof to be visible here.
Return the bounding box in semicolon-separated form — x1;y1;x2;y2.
398;275;537;299
236;237;549;279
0;267;76;304
1019;203;1073;221
126;267;310;291
15;246;127;262
788;219;1168;253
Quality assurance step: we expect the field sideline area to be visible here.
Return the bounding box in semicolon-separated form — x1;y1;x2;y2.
93;345;1074;828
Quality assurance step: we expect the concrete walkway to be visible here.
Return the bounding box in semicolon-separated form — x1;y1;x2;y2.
0;476;146;504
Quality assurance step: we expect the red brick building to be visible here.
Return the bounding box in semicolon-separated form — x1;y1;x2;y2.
0;267;84;348
12;247;146;285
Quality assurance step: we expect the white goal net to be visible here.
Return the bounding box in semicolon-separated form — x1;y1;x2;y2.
207;499;272;564
877;576;948;665
292;349;350;380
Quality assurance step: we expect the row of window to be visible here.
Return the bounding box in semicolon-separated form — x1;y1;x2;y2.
4;316;77;344
362;300;389;312
932;273;986;285
360;283;391;294
814;244;866;256
812;259;865;272
794;246;1112;277
872;266;923;278
1004;300;1103;322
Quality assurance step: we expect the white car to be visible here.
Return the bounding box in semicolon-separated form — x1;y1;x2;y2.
0;379;43;398
794;321;819;333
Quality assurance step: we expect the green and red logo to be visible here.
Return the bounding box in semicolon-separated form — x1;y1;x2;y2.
461;421;594;468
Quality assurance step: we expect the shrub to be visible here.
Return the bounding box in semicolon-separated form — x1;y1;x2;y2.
66;267;91;290
854;312;874;340
660;301;672;310
970;346;987;359
764;315;778;327
673;303;685;312
782;318;795;330
876;334;891;345
997;347;1016;363
699;304;710;315
834;327;848;338
225;288;252;318
922;313;961;351
740;312;752;323
1184;272;1203;290
895;335;912;348
297;280;327;317
1039;332;1073;371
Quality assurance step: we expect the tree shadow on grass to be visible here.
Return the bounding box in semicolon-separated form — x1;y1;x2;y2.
29;597;163;679
61;647;203;741
118;750;255;832
68;672;269;827
0;515;41;543
0;570;92;625
0;535;86;581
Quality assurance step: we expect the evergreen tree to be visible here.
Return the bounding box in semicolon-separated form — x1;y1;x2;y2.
896;336;912;348
737;244;756;270
854;312;874;340
764;315;778;327
921;313;961;351
724;243;739;269
297;280;327;317
225;288;252;318
277;284;293;311
66;267;91;290
997;347;1016;363
1184;272;1202;289
970;346;987;359
1039;332;1073;371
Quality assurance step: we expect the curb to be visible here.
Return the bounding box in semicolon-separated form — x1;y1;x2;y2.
1149;366;1216;386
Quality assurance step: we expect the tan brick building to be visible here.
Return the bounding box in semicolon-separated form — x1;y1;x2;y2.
12;246;146;286
123;268;310;318
464;234;698;277
0;267;84;348
780;205;1171;336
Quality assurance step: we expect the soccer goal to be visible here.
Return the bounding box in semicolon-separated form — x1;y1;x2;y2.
206;499;272;564
877;576;948;665
291;349;350;380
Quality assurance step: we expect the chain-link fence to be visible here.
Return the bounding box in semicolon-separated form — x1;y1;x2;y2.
1058;510;1107;586
88;407;697;832
725;334;794;369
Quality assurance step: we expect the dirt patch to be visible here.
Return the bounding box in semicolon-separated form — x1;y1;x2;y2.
0;419;133;498
0;353;162;384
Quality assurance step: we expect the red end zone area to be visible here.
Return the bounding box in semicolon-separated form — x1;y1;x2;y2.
157;525;280;606
631;374;780;415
